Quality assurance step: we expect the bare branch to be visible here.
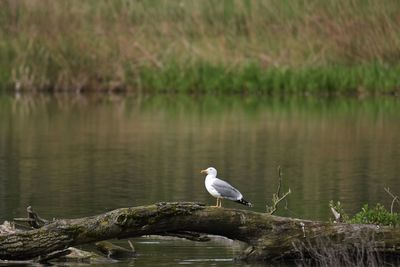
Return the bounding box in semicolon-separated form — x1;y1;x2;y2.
95;241;136;259
160;231;210;242
384;187;400;214
277;166;282;196
266;166;291;215
14;206;49;229
127;240;135;252
37;249;71;264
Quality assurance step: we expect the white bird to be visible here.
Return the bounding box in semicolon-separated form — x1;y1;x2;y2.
200;167;252;208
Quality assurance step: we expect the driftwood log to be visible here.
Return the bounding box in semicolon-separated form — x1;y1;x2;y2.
1;202;400;263
95;241;136;259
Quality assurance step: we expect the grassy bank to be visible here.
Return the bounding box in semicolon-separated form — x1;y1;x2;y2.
1;0;400;93
135;62;400;94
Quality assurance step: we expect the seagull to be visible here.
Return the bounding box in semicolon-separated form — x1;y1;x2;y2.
200;167;252;208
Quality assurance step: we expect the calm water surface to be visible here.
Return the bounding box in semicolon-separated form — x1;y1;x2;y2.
0;93;399;266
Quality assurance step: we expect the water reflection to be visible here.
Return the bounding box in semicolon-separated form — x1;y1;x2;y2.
0;93;399;264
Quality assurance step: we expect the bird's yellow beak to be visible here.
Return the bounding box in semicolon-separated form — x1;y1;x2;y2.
200;169;207;174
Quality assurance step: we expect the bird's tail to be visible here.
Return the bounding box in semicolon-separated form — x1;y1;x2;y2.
236;198;253;207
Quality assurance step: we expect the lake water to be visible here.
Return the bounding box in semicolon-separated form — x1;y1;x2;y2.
0;93;399;266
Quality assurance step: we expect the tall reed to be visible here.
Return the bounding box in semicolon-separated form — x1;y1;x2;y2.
0;0;399;93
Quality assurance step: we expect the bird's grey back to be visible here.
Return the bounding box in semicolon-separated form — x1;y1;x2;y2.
211;178;242;200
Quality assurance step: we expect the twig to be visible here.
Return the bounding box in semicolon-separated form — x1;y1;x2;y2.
161;231;211;242
36;249;71;264
95;241;136;259
13;206;49;229
277;166;282;196
384;187;400;214
266;166;291;215
391;196;398;214
13;218;35;223
127;240;135;252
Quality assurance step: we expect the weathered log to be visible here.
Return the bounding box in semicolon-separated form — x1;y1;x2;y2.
1;202;400;262
95;241;136;259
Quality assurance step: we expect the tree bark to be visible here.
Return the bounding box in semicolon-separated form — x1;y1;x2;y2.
1;202;400;262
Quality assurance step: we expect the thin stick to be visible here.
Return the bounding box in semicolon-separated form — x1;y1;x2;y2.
266;166;291;215
384;187;400;214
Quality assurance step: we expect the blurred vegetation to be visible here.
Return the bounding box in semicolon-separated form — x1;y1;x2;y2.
1;0;400;93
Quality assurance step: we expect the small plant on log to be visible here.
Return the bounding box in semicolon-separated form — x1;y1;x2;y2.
330;188;400;226
350;204;400;226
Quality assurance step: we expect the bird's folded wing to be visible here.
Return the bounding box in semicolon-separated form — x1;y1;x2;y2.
211;179;242;200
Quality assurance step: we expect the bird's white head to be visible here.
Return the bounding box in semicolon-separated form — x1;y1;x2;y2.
200;167;217;176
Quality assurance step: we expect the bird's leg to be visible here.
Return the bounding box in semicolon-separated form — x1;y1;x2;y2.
213;198;219;207
219;199;223;208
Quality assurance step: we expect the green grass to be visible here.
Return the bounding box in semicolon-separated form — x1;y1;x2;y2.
1;0;400;93
134;62;400;94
